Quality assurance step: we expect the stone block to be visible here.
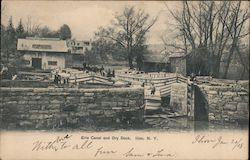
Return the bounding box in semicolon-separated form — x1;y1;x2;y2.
223;102;237;111
222;92;236;96
237;103;248;111
29;110;39;113
237;92;248;96
117;101;128;107
19;121;33;127
89;110;104;115
37;100;49;104
30;114;44;120
84;93;94;97
30;105;40;110
26;92;36;96
43;114;54;119
209;104;217;111
241;96;249;102
75;112;89;117
50;99;61;104
47;104;60;109
28;100;37;105
104;110;116;116
18;100;28;104
38;110;50;114
80;97;94;103
49;109;60;113
6;101;18;105
207;90;218;95
87;104;100;109
233;96;242;102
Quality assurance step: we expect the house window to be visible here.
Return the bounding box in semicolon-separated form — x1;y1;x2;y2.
32;44;52;49
84;41;90;46
77;47;83;50
48;61;57;66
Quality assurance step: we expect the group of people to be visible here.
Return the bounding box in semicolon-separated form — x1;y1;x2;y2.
53;70;70;84
0;65;17;80
82;63;115;77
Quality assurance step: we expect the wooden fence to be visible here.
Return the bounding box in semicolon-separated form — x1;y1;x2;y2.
116;72;188;97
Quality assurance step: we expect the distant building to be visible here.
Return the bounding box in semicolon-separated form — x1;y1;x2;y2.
17;37;69;70
67;39;91;54
168;52;186;76
142;44;186;76
66;39;92;68
142;54;169;72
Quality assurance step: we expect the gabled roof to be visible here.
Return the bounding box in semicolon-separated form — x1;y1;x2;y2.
168;52;186;58
17;38;68;52
143;54;169;63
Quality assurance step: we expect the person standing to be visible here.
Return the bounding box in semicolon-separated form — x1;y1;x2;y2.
150;83;156;95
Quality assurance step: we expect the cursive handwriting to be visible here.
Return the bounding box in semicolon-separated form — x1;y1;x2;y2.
192;135;243;150
31;134;176;158
94;146;117;157
32;134;94;152
123;147;175;158
32;134;72;151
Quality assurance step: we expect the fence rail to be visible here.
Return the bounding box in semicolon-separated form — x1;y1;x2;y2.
116;72;187;97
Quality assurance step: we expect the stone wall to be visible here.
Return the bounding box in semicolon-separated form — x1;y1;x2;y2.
170;83;188;115
0;87;144;130
198;84;249;124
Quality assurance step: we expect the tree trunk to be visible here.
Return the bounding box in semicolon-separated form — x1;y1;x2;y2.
223;45;236;79
128;53;133;69
212;59;221;78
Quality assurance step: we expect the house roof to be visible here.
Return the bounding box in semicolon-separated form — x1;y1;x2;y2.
168;52;186;58
17;38;68;52
143;54;169;63
143;52;186;63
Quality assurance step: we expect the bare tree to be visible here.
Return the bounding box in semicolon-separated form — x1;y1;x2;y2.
24;16;41;36
97;6;157;69
163;1;249;78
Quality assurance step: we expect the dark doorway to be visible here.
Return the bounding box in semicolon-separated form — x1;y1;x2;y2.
32;58;42;69
194;85;209;130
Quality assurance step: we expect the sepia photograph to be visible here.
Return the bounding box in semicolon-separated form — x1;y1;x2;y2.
0;0;249;159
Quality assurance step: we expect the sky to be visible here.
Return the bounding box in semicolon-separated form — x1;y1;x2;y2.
1;1;181;44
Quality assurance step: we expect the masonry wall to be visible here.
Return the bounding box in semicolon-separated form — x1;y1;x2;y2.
198;84;249;124
0;87;144;130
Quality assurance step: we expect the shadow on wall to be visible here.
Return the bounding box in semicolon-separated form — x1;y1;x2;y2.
194;85;209;121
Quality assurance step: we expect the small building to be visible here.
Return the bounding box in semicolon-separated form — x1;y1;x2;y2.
17;37;69;70
142;54;169;72
142;44;186;75
168;52;186;76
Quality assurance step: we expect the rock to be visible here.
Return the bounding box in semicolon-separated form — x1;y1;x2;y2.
237;103;248;111
207;90;218;95
222;92;236;96
50;99;61;104
223;102;237;111
84;93;94;97
19;121;33;127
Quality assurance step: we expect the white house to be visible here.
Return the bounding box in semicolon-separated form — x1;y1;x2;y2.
17;37;69;70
